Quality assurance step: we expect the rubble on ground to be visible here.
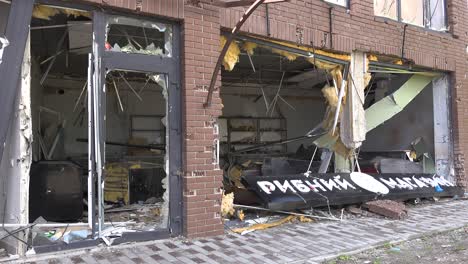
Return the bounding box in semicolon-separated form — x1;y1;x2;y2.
364;200;408;220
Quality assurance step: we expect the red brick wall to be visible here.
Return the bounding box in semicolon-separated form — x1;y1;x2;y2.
77;0;468;238
182;2;224;238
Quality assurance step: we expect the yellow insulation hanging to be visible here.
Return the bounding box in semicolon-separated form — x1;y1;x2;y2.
232;215;296;234
242;42;258;56
221;192;235;217
63;9;91;18
367;54;378;62
220;36;241;71
270;48;298;61
33;5;60;20
33;5;91;20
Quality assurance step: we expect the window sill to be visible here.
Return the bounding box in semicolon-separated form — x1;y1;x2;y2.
323;0;349;10
374;16;454;39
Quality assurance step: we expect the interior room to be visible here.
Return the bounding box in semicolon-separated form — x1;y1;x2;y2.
219;37;451;212
219;43;331;201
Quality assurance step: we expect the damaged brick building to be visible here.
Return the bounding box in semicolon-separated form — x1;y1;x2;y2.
0;0;467;256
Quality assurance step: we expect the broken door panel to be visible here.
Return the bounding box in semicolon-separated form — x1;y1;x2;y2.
104;70;169;230
92;11;182;238
242;173;462;211
0;0;35;164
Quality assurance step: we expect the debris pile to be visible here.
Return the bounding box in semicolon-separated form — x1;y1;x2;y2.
364;200;408;220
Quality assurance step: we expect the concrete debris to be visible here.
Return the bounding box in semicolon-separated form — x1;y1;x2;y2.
105;203;163;231
144;197;160;204
364;200;407;220
346;205;363;215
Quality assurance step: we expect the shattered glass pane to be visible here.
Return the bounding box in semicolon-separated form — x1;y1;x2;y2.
106;16;172;57
428;0;446;31
104;69;170;230
374;0;397;19
401;0;424;26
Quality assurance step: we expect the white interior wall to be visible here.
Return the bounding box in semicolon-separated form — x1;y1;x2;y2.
221;86;326;152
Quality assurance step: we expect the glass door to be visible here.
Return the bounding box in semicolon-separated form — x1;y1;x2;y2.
90;11;182;240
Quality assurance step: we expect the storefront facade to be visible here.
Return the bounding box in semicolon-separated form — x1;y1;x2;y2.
0;0;467;255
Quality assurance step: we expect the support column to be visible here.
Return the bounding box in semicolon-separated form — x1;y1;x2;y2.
182;3;224;238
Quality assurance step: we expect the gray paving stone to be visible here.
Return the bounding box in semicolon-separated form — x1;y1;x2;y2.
12;201;468;264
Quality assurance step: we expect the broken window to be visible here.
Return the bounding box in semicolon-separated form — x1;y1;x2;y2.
324;0;348;8
374;0;397;20
106;16;172;57
428;0;447;31
374;0;447;30
401;0;424;26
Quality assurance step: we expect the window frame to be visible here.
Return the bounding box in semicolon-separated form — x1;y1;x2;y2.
374;0;448;31
324;0;350;9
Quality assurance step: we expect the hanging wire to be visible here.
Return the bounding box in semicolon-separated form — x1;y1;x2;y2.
304;146;319;176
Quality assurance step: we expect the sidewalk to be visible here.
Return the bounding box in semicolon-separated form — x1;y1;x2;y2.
5;200;468;264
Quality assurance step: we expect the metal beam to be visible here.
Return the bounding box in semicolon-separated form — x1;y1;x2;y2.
208;0;288;8
0;0;35;165
233;34;348;65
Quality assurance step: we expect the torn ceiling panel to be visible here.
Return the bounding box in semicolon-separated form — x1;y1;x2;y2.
365;74;434;132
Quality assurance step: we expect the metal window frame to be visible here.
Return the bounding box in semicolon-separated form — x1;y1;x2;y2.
91;11;183;239
0;0;35;165
375;0;448;32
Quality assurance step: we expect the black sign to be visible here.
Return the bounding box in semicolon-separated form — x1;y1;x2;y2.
241;172;462;211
